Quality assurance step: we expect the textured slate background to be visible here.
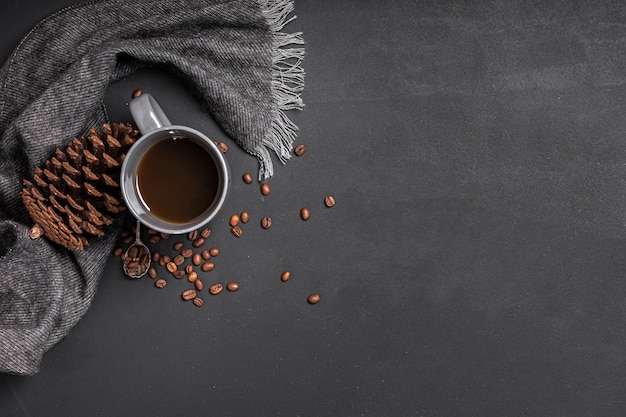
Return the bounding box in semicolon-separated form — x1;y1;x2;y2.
2;0;626;416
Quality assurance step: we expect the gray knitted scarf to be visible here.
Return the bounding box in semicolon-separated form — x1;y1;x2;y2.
0;0;304;375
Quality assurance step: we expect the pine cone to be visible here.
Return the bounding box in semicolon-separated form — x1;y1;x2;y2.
21;123;140;251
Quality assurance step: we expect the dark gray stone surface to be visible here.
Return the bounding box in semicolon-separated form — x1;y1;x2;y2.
2;0;626;415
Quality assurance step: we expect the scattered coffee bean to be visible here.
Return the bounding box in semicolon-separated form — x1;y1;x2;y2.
192;253;202;265
308;293;321;304
182;289;197;300
242;172;253;184
324;195;336;207
152;251;161;263
188;229;199;241
261;216;272;229
232;226;243;237
166;262;177;273
185;264;194;274
193;237;205;247
260;183;271;196
200;228;211;239
226;281;239;292
209;247;220;257
230;214;240;227
187;271;198;283
240;211;250;224
113;246;123;257
300;207;311;221
173;254;185;266
173;241;184;251
159;232;170;240
155;279;167;288
294;143;307;156
174;270;186;279
193;297;204;307
123;235;134;244
148;267;157;279
281;271;291;282
217;141;228;153
146;228;158;235
194;279;204;291
201;250;211;260
209;283;223;295
181;248;193;258
132;88;143;98
201;261;215;272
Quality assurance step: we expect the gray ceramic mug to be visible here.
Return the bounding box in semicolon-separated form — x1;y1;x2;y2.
120;93;230;234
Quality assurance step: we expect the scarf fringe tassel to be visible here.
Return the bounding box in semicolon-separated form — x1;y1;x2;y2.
256;0;305;180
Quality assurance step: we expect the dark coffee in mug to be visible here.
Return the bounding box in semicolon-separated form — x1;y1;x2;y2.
137;137;219;224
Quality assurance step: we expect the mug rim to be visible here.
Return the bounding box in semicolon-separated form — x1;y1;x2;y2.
120;125;230;234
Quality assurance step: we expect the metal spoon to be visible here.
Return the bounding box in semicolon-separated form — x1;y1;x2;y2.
123;219;151;278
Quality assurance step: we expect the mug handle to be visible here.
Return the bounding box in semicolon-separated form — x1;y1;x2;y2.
129;93;172;134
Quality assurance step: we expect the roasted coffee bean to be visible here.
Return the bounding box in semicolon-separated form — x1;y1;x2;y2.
182;289;197;300
324;195;336;207
281;271;291;282
193;297;204;307
173;254;185;266
149;235;161;244
185;264;194;274
209;283;223;295
166;262;177;273
209;247;220;257
113;246;123;257
181;248;193;258
132;88;143;98
308;293;321;304
147;227;158;235
201;228;211;238
226;281;239;292
193;237;205;248
155;279;167;288
201;250;211;260
294;143;307;156
229;214;240;227
148;267;158;279
152;251;161;262
261;216;272;229
217;141;228;153
159;257;166;266
192;253;202;266
127;246;139;258
260;183;271;196
242;172;253;184
160;232;170;240
187;271;198;283
139;253;150;266
240;211;250;224
188;229;199;240
162;255;171;264
174;270;186;279
201;261;215;272
194;279;204;291
123;235;134;244
173;241;184;251
300;207;311;221
232;226;242;237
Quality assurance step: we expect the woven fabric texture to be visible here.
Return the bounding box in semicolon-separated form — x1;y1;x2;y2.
0;0;304;375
